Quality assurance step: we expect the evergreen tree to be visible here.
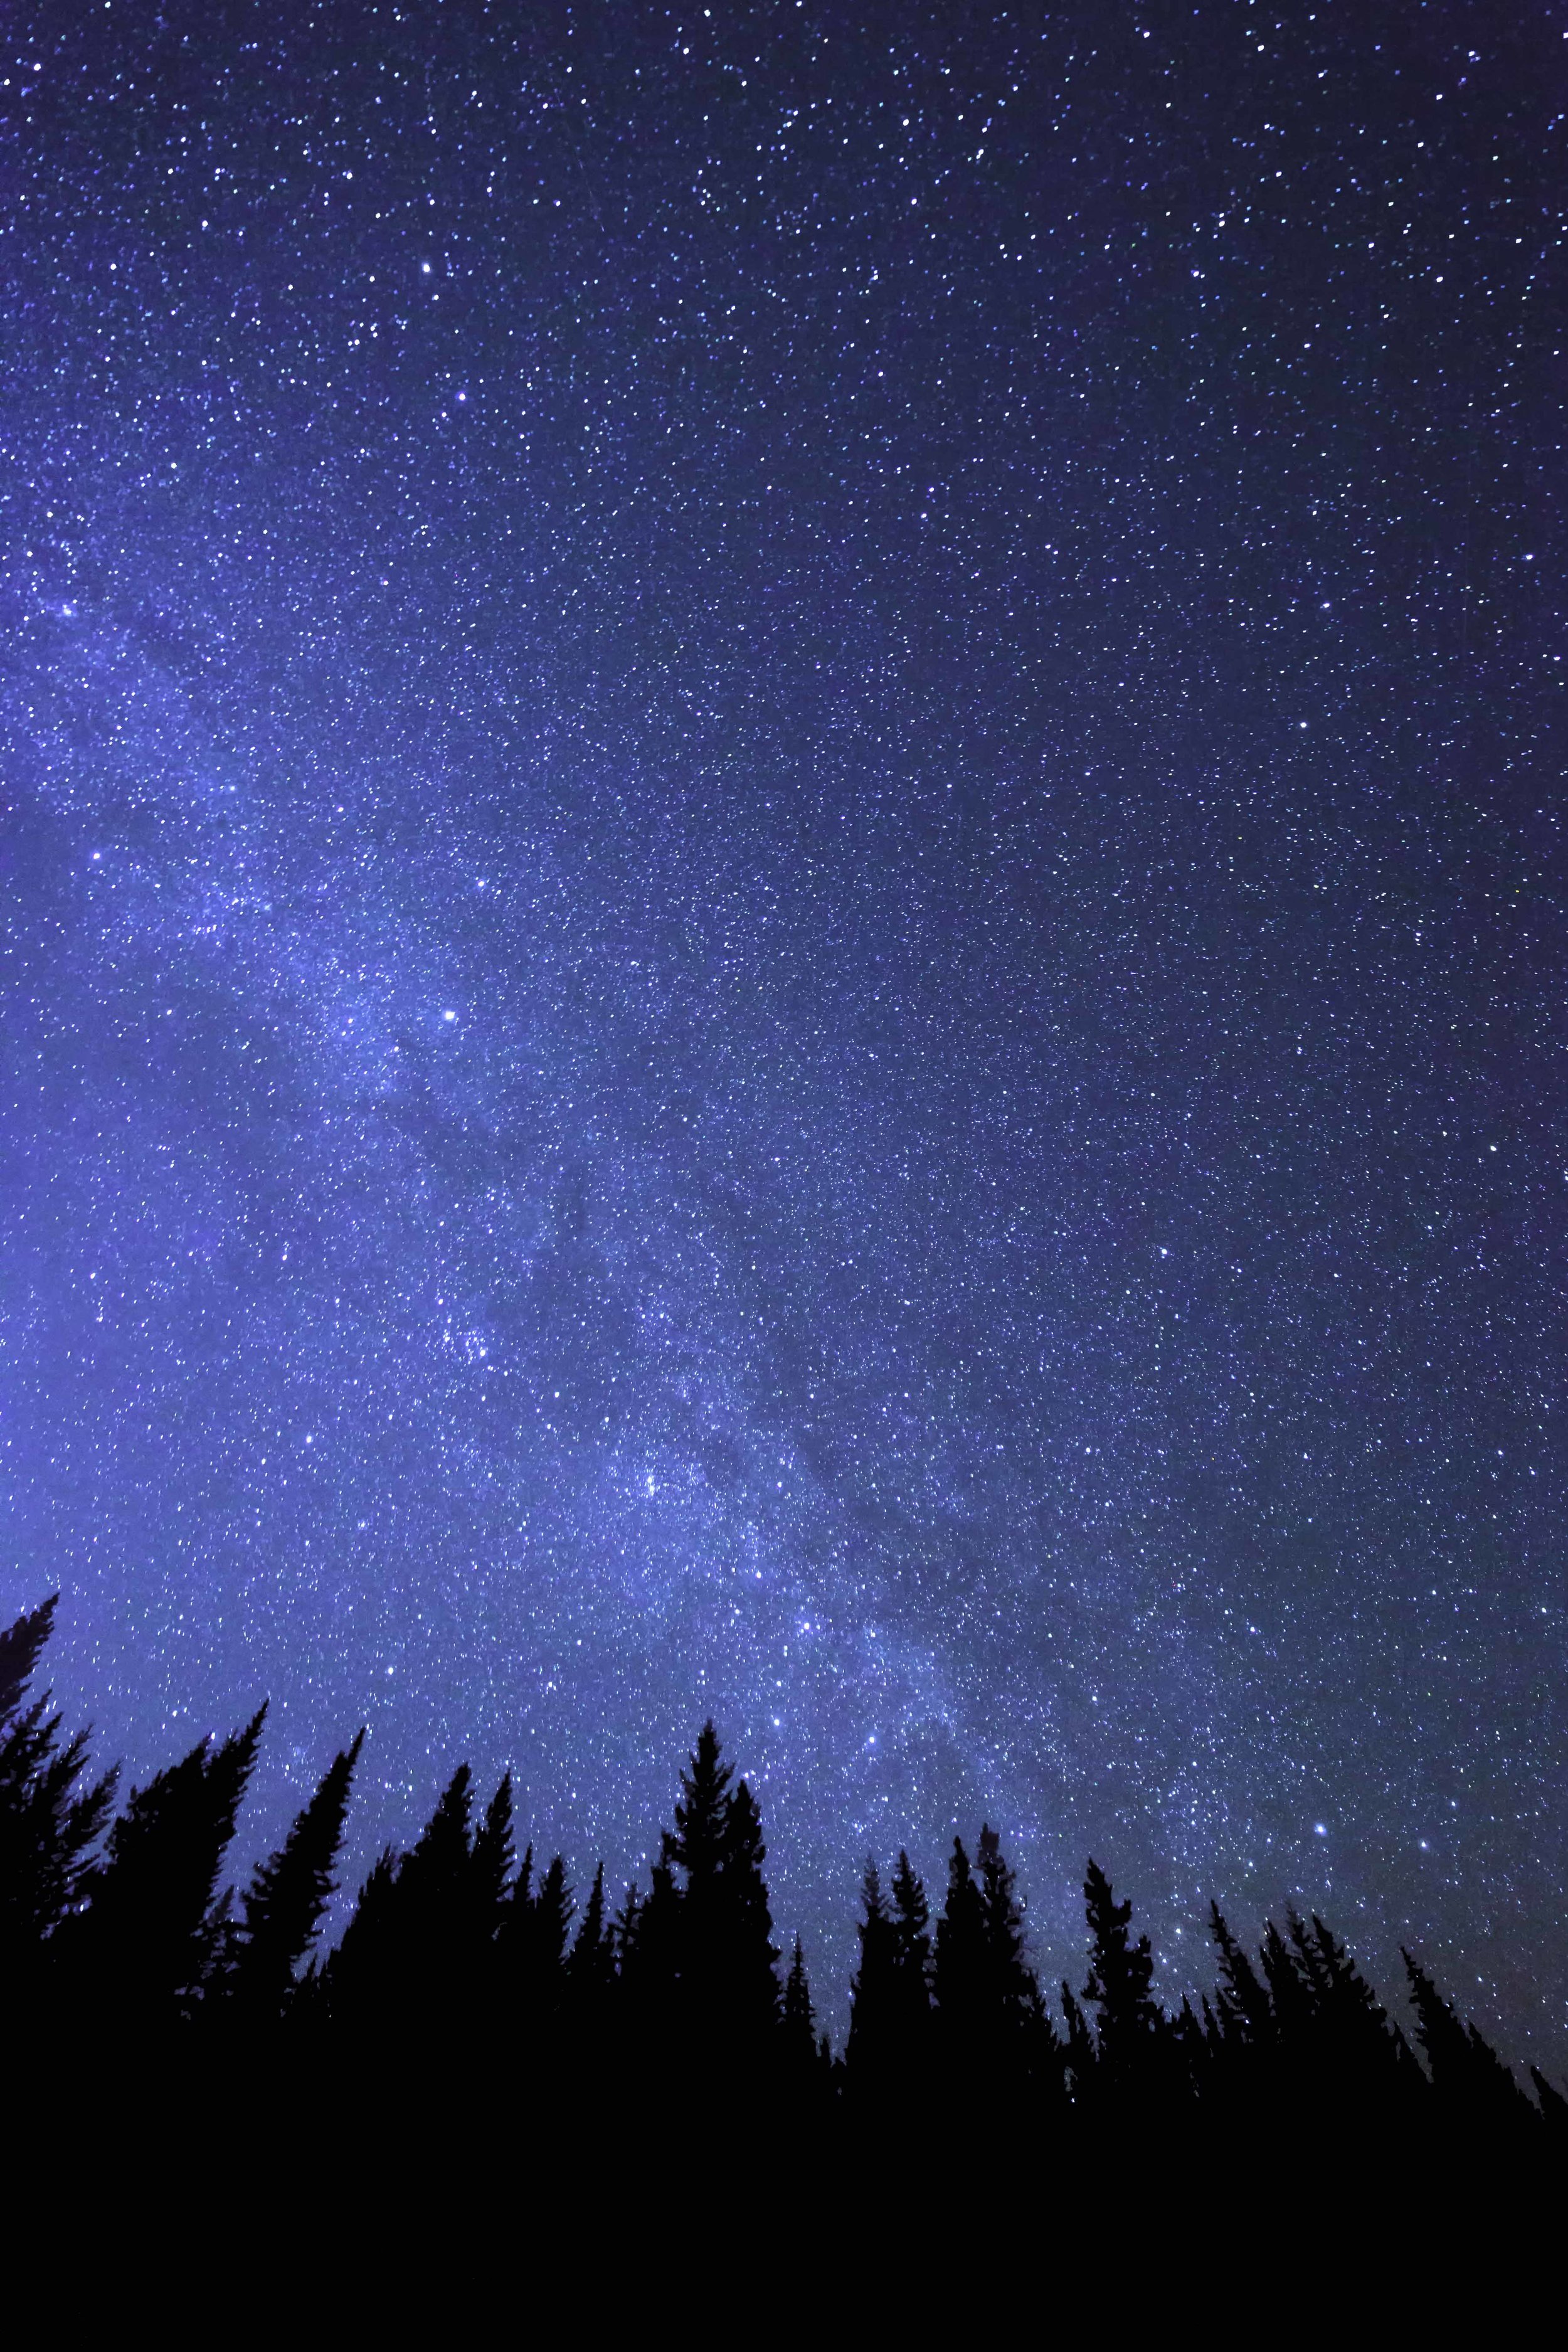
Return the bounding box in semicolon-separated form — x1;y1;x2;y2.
568;1862;617;2010
1080;1859;1162;2092
975;1825;1044;2039
319;1843;403;2027
61;1705;267;2024
889;1851;931;1996
532;1854;576;1991
845;1860;899;2082
226;1730;363;2023
1209;1902;1273;2047
1403;1952;1531;2130
0;1599;117;2000
930;1826;1054;2103
612;1878;643;1971
0;1596;57;1725
720;1776;781;2037
783;1935;818;2078
469;1772;514;1951
319;1765;474;2041
644;1722;780;2062
933;1835;987;2042
1060;1979;1096;2101
1258;1912;1319;2055
1298;1912;1407;2094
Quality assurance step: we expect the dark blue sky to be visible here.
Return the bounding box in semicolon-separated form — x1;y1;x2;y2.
3;0;1564;2057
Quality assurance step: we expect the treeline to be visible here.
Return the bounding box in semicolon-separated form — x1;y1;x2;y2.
3;1593;1562;2148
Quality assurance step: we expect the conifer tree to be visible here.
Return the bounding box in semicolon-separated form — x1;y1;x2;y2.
718;1773;781;2047
668;1720;732;1888
889;1851;930;1983
1209;1902;1273;2047
1298;1912;1407;2095
612;1878;643;1969
568;1862;617;2008
783;1934;818;2078
320;1766;473;2040
0;1599;117;1998
0;1596;57;1725
931;1827;1053;2102
532;1854;576;1989
469;1773;514;1950
1258;1912;1318;2055
1060;1980;1096;2100
846;1860;899;2082
933;1835;987;2035
888;1849;933;2058
61;1705;267;2023
226;1730;363;2023
319;1843;402;2027
646;1722;780;2060
975;1825;1042;2040
1080;1859;1162;2091
1403;1952;1531;2130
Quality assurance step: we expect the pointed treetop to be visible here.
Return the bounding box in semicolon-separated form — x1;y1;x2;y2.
0;1594;57;1727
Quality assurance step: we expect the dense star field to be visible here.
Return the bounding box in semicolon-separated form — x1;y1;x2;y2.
2;0;1564;2058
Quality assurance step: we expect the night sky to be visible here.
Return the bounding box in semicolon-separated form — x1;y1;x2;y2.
3;0;1564;2061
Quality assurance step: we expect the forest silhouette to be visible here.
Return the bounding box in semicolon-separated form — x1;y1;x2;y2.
4;1592;1562;2169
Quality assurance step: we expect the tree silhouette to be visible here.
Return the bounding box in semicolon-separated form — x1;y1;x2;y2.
1080;1860;1162;2094
0;1596;58;1723
0;1598;117;2004
568;1860;617;2021
0;1614;1559;2163
469;1773;515;1952
846;1860;899;2085
889;1850;933;2052
933;1835;987;2052
225;1731;364;2024
1404;1952;1532;2132
642;1722;781;2067
60;1705;266;2026
783;1934;822;2085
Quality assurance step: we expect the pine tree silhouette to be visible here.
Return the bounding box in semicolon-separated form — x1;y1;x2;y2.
930;1827;1054;2109
885;1849;935;2087
532;1854;576;1990
1404;1951;1532;2132
975;1827;1044;2035
568;1862;616;2010
846;1859;899;2084
320;1764;476;2048
783;1934;819;2082
0;1598;117;2007
0;1596;57;1724
1080;1859;1163;2096
469;1773;515;1951
1060;1979;1097;2103
60;1705;266;2026
225;1731;364;2023
6;1618;1564;2167
647;1722;780;2064
933;1835;987;2039
1209;1903;1273;2047
320;1841;401;2022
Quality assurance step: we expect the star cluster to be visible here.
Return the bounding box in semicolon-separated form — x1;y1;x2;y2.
1;0;1564;2055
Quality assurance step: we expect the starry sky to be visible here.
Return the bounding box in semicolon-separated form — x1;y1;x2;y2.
2;0;1564;2058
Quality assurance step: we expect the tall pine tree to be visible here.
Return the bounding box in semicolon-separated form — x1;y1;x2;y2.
1080;1859;1163;2098
0;1597;117;2007
60;1705;267;2027
225;1731;364;2024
